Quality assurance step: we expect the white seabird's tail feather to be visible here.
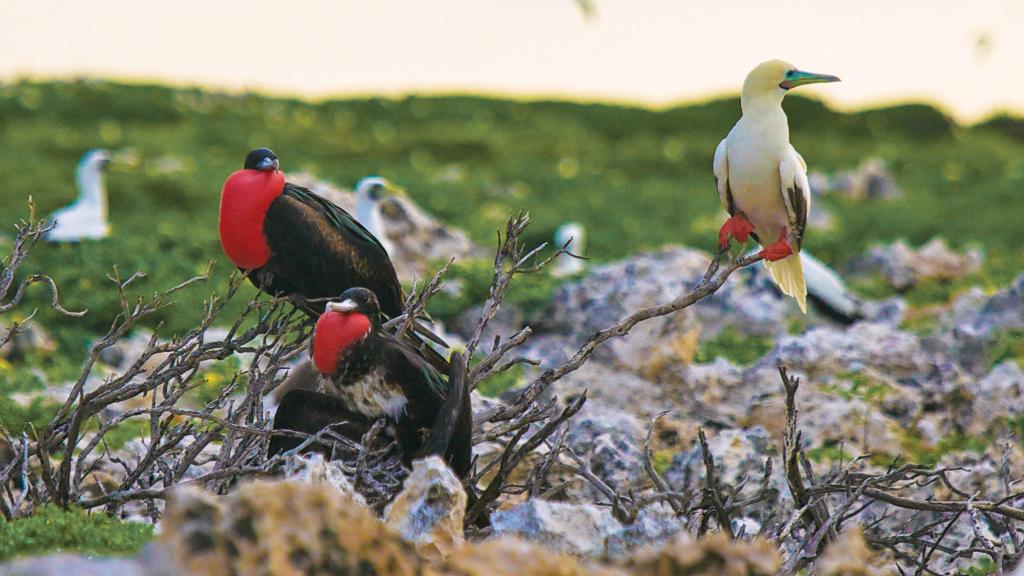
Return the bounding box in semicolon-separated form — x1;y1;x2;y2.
764;254;807;313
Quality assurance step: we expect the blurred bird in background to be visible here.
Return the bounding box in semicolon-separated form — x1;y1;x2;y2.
353;176;400;257
45;149;111;242
552;222;587;277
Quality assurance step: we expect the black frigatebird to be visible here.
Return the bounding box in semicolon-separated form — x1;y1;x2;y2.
268;287;472;479
219;148;404;318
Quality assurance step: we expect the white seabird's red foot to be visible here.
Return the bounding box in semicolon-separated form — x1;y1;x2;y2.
759;228;794;261
718;213;755;248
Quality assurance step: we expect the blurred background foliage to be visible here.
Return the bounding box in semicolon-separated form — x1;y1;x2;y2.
1;79;1023;371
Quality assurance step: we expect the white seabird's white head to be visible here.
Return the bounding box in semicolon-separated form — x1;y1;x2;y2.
552;222;586;277
45;149;112;242
741;59;840;114
354;176;400;256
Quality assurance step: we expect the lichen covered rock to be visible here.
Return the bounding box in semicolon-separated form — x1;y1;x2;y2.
815;527;895;576
161;480;423;576
384;456;467;561
439;537;623;576
282;452;366;507
491;499;622;556
626;532;781;576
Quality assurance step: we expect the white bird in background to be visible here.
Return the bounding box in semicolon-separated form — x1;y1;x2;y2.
800;251;861;322
552;222;586;277
45;149;112;242
353;176;398;257
714;60;840;313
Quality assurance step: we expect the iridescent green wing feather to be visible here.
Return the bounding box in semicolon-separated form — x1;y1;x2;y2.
281;183;390;254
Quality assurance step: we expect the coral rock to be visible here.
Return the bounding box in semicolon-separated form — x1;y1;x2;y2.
816;527;895;576
384;456;467;561
627;532;781;576
848;238;982;290
491;499;621;556
161;480;422;576
439;537;624;576
282;452;366;507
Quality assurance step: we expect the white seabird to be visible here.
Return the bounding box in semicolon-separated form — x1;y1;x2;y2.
354;176;399;257
714;60;840;313
45;149;112;242
552;222;587;277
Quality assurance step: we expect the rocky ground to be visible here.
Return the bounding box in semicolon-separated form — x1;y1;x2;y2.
2;165;1021;574
1;455;892;576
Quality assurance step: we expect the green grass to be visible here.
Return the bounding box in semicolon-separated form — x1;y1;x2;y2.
474;363;525;398
987;328;1024;371
818;371;893;403
694;326;774;365
0;505;153;560
424;258;568;325
3;79;1024;367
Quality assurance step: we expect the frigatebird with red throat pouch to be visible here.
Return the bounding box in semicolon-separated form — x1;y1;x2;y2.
219;148;405;318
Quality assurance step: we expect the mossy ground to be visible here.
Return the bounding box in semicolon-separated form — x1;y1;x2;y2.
0;505;153;560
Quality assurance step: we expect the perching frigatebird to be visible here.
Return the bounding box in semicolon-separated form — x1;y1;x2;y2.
268;287;472;479
219;148;404;318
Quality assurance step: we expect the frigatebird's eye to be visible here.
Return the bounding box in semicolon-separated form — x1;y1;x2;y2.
244;147;278;170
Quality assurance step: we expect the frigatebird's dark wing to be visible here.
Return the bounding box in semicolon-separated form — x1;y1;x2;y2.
281;183;390;254
259;183;404;317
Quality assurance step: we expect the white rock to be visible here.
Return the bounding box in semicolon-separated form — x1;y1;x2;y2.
383;456;466;561
491;499;621;556
283;453;366;507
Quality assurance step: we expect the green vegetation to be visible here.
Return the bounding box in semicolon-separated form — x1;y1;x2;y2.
0;357;62;436
423;258;567;325
806;441;851;464
694;326;774;365
987;328;1024;371
2;80;1024;366
819;371;893;404
898;429;991;467
651;449;673;475
0;505;153;560
474;362;525;398
960;556;997;576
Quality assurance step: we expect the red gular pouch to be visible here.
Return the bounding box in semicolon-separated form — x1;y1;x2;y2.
218;169;286;268
312;311;373;376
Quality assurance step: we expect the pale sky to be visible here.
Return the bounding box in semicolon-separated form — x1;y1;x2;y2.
3;0;1022;122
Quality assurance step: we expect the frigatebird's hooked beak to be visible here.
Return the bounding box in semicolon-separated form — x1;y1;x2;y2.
256;157;280;171
327;299;359;313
